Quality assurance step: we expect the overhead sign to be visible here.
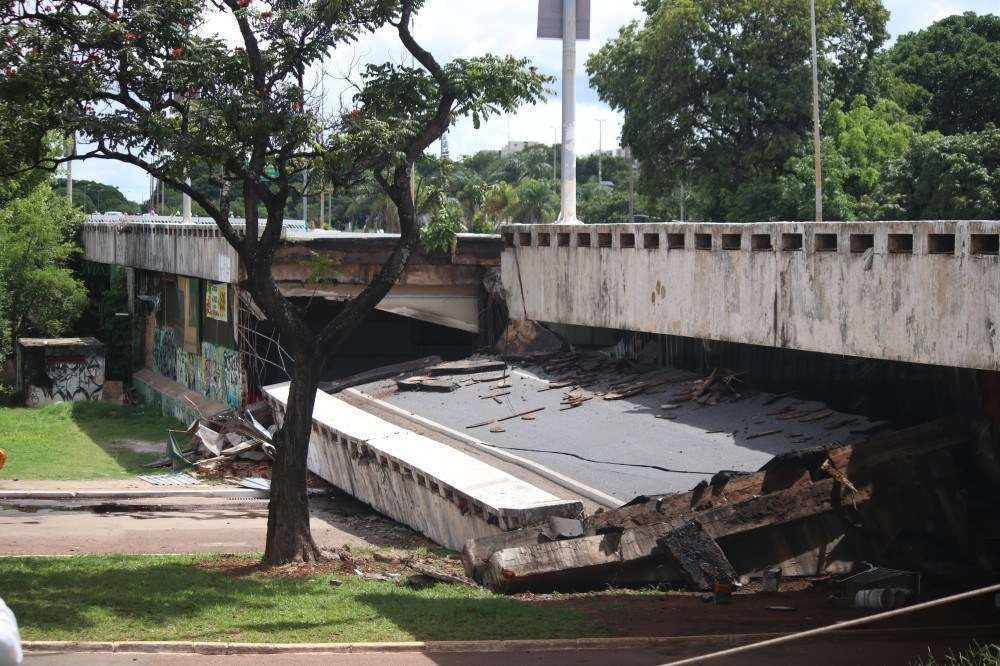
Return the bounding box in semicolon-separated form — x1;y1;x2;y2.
537;0;591;40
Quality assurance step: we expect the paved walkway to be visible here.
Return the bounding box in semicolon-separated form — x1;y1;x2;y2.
0;494;428;556
22;636;992;665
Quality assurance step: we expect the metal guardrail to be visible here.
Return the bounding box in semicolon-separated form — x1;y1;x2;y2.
85;214;309;232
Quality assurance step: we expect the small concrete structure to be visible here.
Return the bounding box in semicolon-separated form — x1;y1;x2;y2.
264;383;583;550
502;221;1000;371
16;338;105;406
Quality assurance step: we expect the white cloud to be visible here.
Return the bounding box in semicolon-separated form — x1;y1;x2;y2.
74;0;995;201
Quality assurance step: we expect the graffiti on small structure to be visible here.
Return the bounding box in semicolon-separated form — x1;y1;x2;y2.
17;338;106;406
44;354;105;402
153;327;178;380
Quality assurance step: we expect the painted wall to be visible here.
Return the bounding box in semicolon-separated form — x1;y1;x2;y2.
17;341;105;406
151;326;243;410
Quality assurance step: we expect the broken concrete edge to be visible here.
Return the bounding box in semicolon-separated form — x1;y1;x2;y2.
343;387;621;510
0;489;268;500
22;626;999;655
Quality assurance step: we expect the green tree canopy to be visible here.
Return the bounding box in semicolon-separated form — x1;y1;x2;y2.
778;95;919;220
879;126;1000;219
53;179;141;214
587;0;889;221
0;0;548;565
0;183;87;359
886;12;1000;134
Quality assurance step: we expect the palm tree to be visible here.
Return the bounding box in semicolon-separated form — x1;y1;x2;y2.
483;181;519;228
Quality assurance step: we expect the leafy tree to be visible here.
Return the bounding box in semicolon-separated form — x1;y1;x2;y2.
0;184;87;358
0;0;547;564
878;126;1000;220
587;0;889;221
483;181;518;227
778;95;918;219
510;178;556;224
577;153;629;186
578;180;630;224
53;178;141;214
886;12;1000;134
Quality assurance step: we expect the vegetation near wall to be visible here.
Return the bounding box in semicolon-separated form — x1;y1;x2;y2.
588;2;1000;222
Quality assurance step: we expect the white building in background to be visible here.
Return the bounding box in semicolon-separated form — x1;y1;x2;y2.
500;140;541;157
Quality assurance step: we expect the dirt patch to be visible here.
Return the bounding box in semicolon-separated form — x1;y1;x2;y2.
522;584;997;638
197;548;468;582
110;439;165;454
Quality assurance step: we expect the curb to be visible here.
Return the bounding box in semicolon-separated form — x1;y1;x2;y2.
22;635;778;656
23;625;1000;656
0;489;268;500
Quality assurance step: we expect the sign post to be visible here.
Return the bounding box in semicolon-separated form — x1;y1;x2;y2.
538;0;590;224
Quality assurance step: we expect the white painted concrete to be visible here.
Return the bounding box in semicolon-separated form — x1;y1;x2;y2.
502;221;1000;371
264;384;583;551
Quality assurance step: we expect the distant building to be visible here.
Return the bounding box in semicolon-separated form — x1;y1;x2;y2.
500;140;541;157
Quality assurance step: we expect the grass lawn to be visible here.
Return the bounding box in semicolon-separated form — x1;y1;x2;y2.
0;554;607;643
0;401;181;480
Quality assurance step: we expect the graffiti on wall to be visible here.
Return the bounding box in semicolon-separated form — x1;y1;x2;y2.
25;354;105;406
153;327;178;380
150;324;243;410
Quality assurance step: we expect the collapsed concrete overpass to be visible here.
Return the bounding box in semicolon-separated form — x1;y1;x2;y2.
81;219;502;334
501;221;1000;372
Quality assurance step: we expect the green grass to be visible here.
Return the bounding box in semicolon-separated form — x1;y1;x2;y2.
911;642;1000;665
0;401;182;479
0;554;607;643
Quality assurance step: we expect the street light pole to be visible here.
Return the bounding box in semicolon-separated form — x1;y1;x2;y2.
597;119;606;184
551;126;558;182
810;0;823;222
558;0;577;223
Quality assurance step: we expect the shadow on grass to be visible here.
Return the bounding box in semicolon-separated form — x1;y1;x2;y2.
68;401;183;474
0;556;606;643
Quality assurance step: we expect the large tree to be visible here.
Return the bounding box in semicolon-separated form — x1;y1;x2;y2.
0;0;547;564
885;12;1000;135
587;0;888;221
0;183;88;359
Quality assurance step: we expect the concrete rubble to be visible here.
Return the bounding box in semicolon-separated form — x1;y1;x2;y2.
462;416;998;594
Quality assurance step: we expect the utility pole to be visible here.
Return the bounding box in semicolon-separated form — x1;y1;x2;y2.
551;126;558;182
538;0;589;222
559;0;577;222
302;171;308;224
182;175;192;223
597;119;607;184
628;160;635;223
810;0;823;222
65;133;74;204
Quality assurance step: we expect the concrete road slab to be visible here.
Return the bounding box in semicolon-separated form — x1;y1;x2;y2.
371;366;878;502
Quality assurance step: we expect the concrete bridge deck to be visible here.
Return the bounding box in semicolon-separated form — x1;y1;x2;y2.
81;219;502;333
502;220;1000;372
264;383;584;551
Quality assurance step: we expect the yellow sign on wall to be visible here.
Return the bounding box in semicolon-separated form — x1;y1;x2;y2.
205;282;228;322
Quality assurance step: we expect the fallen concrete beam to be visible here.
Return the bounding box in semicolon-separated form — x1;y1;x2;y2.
477;478;857;592
264;384;583;551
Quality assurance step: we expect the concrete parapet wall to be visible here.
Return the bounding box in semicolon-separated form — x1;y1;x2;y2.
264;384;583;551
82;223;240;283
501;221;1000;371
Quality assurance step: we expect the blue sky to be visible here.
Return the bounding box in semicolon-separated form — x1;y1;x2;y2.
73;0;999;203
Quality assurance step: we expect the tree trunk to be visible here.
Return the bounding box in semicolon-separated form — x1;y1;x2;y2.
263;358;323;565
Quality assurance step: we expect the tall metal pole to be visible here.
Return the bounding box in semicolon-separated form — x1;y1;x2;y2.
558;0;577;223
810;0;823;222
597;119;605;184
182;175;192;223
551;126;558;182
65;133;74;204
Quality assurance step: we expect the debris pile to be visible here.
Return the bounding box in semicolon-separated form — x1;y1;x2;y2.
462;418;998;594
145;405;277;481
